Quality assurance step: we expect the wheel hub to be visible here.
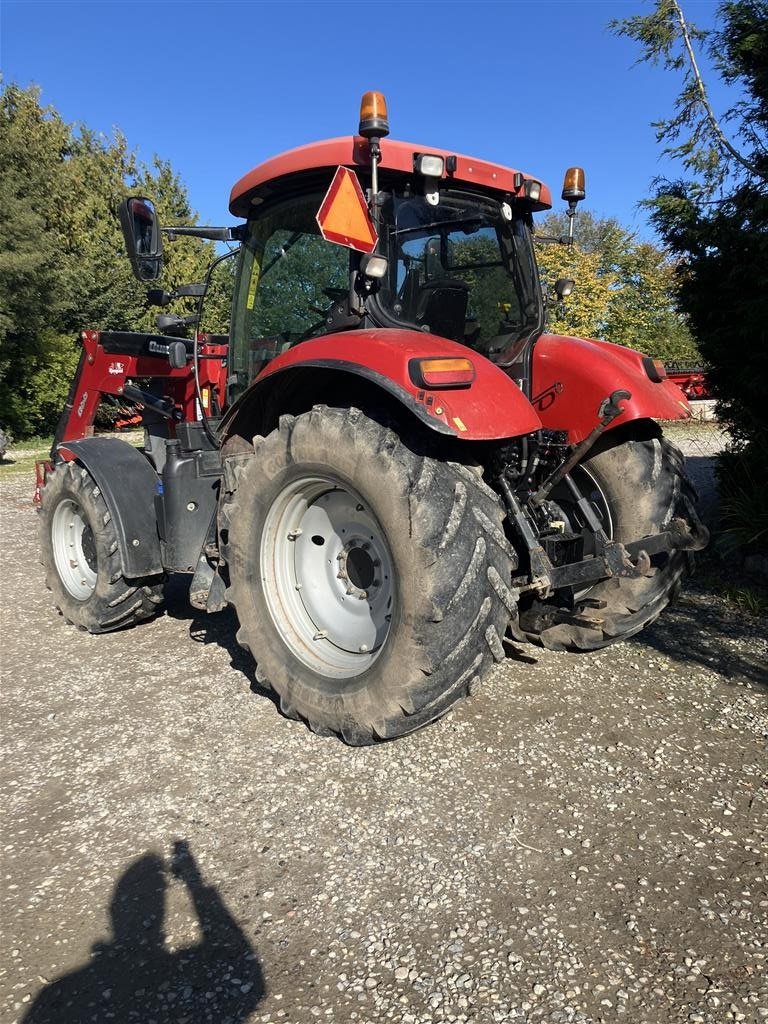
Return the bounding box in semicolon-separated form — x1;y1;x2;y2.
51;498;98;601
337;540;379;598
261;477;396;678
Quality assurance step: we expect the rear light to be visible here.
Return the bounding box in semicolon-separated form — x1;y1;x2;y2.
524;179;542;202
409;357;475;389
642;356;667;383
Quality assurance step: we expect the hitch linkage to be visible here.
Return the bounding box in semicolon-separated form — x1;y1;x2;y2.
497;389;654;597
530;389;631;506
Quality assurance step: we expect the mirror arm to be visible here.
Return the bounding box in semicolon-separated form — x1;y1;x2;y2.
534;233;574;247
161;225;246;242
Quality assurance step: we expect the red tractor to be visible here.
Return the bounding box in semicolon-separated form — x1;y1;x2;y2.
37;93;707;744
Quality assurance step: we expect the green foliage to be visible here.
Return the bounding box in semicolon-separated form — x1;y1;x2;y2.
535;210;700;361
248;229;348;341
715;446;768;554
201;252;238;335
615;0;768;553
0;83;226;439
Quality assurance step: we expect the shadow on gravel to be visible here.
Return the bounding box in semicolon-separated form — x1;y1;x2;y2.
164;573;279;708
21;841;265;1023
632;588;768;690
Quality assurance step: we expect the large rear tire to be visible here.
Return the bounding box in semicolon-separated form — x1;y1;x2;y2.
521;432;701;651
221;406;515;744
39;461;165;632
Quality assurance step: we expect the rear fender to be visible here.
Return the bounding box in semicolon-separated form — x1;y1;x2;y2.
57;437;163;577
531;334;692;443
220;328;542;444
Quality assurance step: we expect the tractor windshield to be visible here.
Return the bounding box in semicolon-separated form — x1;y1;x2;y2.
374;190;541;358
229;192;350;394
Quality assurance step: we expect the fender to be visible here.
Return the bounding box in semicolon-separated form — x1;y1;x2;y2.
220;329;542;443
57;437;163;577
531;334;692;444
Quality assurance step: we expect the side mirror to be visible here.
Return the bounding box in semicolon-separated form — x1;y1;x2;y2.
119;196;163;281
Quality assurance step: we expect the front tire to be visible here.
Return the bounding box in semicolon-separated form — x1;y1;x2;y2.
222;406;515;744
521;432;701;651
40;461;165;632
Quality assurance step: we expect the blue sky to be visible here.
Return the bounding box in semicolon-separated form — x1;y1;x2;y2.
3;0;727;239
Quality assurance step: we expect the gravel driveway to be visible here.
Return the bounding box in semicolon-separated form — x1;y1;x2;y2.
1;432;766;1024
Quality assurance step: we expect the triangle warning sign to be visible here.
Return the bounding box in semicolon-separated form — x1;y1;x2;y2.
316;166;378;254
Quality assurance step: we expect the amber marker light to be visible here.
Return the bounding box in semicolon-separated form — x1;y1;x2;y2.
409;357;475;389
359;91;390;139
562;167;586;203
642;356;668;383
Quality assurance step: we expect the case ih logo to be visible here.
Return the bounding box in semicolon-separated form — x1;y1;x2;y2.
532;381;564;412
108;362;126;376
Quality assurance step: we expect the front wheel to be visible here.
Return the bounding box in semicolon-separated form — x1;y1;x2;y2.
40;461;165;632
221;406;515;744
521;432;702;651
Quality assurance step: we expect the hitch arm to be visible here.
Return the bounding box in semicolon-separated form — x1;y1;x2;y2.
531;389;631;506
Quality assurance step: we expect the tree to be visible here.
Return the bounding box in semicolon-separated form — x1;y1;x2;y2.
0;83;223;438
534;210;699;361
614;0;768;551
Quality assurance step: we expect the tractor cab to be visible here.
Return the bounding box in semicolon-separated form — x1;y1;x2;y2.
225;94;556;403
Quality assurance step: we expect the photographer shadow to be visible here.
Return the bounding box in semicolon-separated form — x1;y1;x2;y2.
22;841;265;1023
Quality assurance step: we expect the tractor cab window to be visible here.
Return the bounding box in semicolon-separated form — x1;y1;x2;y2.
230;194;349;390
375;190;541;359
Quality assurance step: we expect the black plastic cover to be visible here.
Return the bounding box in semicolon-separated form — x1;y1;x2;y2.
57;437;164;577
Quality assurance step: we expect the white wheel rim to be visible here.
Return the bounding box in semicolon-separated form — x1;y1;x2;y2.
551;465;615;600
51;499;98;600
571;465;615;543
260;475;396;678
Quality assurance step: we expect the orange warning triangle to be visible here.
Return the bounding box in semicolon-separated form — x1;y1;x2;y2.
316;166;378;254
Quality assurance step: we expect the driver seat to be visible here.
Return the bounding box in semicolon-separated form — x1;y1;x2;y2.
414;279;470;342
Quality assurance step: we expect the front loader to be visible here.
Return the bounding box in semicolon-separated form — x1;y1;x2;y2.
37;92;708;743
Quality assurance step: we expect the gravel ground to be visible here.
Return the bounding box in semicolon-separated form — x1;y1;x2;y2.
1;426;766;1024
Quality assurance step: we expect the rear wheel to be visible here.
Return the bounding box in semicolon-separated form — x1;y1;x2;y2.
521;432;701;651
222;406;514;744
40;461;165;632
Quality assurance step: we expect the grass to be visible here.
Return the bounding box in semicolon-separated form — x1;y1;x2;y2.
0;429;143;480
0;436;53;479
694;551;768;618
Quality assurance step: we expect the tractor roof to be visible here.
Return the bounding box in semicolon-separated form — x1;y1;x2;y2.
229;136;552;218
